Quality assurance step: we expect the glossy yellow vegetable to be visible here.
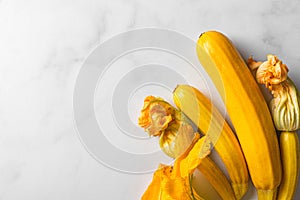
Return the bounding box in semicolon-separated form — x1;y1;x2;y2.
196;31;282;200
277;131;300;200
173;85;248;199
197;156;236;200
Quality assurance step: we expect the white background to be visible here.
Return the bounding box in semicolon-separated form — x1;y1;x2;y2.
1;0;300;199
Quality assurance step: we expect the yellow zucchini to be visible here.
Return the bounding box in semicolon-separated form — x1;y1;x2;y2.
196;31;282;200
173;85;248;199
277;131;300;200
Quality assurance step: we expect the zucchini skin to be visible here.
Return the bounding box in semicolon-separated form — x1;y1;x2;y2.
196;31;282;199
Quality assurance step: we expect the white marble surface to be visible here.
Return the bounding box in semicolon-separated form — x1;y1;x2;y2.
1;0;300;199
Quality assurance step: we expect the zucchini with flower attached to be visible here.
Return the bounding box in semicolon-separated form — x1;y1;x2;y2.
138;96;236;200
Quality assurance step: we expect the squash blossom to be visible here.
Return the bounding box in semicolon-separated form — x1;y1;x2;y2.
138;96;197;158
269;79;300;131
248;55;300;131
248;54;289;90
138;96;211;200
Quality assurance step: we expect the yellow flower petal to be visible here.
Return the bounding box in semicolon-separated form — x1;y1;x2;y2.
247;56;262;70
270;78;300;131
255;54;289;90
138;96;173;136
138;96;197;158
141;134;207;200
